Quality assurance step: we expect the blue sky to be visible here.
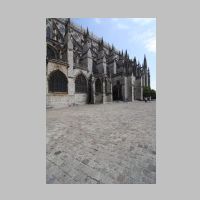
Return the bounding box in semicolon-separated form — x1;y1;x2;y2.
72;18;156;90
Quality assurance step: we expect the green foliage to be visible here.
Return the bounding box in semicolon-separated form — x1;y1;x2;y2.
143;86;151;98
143;86;156;99
150;89;156;99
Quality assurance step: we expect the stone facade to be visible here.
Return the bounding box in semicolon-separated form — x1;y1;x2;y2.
46;18;151;107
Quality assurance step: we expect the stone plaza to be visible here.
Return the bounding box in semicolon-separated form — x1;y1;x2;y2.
46;101;156;184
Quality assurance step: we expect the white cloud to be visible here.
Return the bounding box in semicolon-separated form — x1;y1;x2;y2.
94;18;102;24
129;29;156;53
131;18;156;26
110;18;130;30
110;18;156;53
116;23;129;30
111;18;120;22
145;36;156;53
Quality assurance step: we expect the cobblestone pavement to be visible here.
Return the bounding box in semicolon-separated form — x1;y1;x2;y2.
46;101;156;184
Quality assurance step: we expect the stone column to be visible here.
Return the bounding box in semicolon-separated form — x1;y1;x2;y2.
103;57;107;75
110;79;113;102
124;76;128;101
92;76;95;104
131;75;135;102
67;39;73;77
68;77;75;95
82;45;93;74
87;49;93;74
113;60;116;74
102;77;106;104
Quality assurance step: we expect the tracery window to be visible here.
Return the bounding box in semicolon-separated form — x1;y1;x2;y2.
48;70;68;92
47;46;57;60
46;27;51;38
95;78;102;93
75;74;87;93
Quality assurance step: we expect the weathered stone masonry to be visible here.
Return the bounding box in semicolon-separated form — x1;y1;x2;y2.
46;18;151;107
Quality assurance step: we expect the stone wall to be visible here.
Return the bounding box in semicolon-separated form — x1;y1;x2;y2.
74;93;88;105
134;78;143;100
47;61;68;77
127;76;132;101
47;94;74;107
95;93;103;104
105;94;112;102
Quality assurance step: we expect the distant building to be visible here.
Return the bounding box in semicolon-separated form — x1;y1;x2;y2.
46;18;150;107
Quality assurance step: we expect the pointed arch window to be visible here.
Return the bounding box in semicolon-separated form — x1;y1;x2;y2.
75;74;87;93
46;26;51;39
47;46;57;60
48;70;68;92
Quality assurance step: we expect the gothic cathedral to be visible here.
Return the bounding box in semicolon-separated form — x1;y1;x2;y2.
46;18;151;107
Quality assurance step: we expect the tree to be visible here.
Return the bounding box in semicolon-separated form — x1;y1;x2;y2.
150;89;156;99
143;86;151;98
143;87;156;100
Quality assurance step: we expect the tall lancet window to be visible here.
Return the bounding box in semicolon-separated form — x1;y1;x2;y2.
47;46;57;60
46;26;51;39
95;78;102;93
75;74;87;93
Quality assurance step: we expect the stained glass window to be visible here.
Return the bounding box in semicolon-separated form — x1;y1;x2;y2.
47;46;57;60
46;27;51;39
49;70;68;92
75;74;87;93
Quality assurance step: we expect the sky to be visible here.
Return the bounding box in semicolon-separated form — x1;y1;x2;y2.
72;18;156;90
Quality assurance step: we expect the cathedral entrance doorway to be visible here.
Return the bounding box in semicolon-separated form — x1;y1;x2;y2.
113;81;122;101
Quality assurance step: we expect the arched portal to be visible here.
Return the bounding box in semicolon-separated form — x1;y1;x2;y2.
48;70;68;92
113;81;122;101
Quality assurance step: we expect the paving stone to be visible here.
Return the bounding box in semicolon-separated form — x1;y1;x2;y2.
47;101;156;184
147;164;156;172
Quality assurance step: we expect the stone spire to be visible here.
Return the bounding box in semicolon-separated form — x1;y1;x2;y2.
133;57;137;66
64;18;70;35
109;44;115;56
98;37;104;51
125;50;128;58
63;18;73;62
112;44;115;51
83;27;90;43
97;37;106;74
132;56;137;76
148;67;151;87
143;54;147;69
82;27;92;73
